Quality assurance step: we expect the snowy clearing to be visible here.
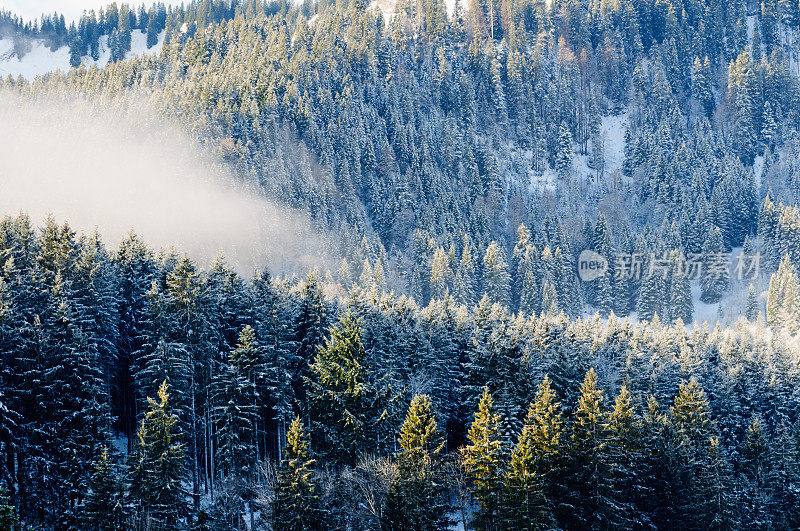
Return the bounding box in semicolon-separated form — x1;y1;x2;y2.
0;29;164;79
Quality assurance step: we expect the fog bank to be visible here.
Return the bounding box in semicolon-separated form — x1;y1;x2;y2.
0;91;332;275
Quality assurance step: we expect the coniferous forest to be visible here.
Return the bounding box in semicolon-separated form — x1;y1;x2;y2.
2;0;800;528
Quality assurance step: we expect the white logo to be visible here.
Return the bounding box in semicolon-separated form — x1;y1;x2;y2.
578;250;607;282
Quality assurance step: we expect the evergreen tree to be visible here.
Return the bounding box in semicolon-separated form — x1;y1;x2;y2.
604;385;645;529
272;417;321;530
463;387;504;530
211;326;258;485
128;381;186;530
746;283;760;320
306;314;387;465
555;122;574;177
482;241;510;308
766;255;800;333
382;395;450;530
501;383;556;530
561;368;611;530
83;448;126;530
700;226;729;304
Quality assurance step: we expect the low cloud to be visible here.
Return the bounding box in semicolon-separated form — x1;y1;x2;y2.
0;90;333;276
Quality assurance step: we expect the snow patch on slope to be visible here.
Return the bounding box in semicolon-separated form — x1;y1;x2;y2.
753;154;764;189
601;112;627;173
369;0;466;21
0;29;164;79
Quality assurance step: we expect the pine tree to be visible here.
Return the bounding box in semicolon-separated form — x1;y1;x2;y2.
670;378;725;527
0;488;17;530
83;448;125;530
272;417;321;530
746;283;760;320
463;387;504;530
738;416;772;528
430;246;453;301
758;194;779;271
212;326;258;481
501;382;556;530
482;241;510;308
146;7;160;48
555;122;574;178
604;385;644;529
306;314;387;466
669;255;693;324
128;381;186;530
700;226;729;303
766;255;800;333
382;395;450;530
692;56;715;118
561;368;611;530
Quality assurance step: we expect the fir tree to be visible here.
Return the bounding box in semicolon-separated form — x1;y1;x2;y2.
555;122;574;178
83;448;125;530
482;241;510;308
272;417;321;530
306;314;387;466
501;383;556;530
463;387;504;530
766;255;800;333
561;368;611;530
700;226;729;304
746;283;760;320
128;381;186;530
382;395;450;530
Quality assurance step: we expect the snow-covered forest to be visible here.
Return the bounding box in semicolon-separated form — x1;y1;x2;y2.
1;0;800;528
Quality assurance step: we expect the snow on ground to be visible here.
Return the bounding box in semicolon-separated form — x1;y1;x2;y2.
601;112;627;173
691;281;720;327
747;14;757;48
369;0;466;21
111;434;129;457
753;154;764;189
0;38;70;79
0;29;164;80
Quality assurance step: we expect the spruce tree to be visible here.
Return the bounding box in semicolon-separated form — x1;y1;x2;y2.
561;368;611;530
307;314;387;466
555;122;573;177
482;241;510;308
766;255;800;333
700;226;730;304
604;385;644;529
746;283;760;320
463;387;504;530
382;395;450;530
83;448;125;530
501;383;556;530
128;381;186;530
272;417;321;530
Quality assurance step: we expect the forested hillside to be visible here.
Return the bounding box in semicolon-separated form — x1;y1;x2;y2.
0;212;799;530
2;0;800;528
5;0;800;318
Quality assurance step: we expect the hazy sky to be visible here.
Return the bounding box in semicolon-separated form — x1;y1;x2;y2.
0;1;182;22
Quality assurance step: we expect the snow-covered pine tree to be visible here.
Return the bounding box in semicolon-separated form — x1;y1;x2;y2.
382;395;450;530
272;417;322;530
766;255;800;333
482;241;510;308
463;387;504;530
560;368;612;529
127;381;186;529
83;448;126;530
700;225;729;303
